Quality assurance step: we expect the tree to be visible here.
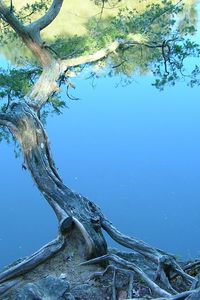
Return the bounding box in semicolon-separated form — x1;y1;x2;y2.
0;0;200;299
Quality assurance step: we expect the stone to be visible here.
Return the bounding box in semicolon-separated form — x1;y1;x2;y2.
14;283;43;300
4;275;71;300
62;292;75;300
37;275;70;297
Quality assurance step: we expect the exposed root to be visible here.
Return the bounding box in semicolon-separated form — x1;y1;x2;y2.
81;253;171;297
89;264;135;299
101;216;195;290
0;279;20;298
128;272;134;299
101;217;165;262
111;266;117;300
147;288;200;300
0;235;65;285
0;104;198;299
183;260;200;276
155;256;178;294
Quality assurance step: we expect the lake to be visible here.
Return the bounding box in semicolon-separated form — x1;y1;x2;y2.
1;29;200;269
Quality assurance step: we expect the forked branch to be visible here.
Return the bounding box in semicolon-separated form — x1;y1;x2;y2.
27;0;64;31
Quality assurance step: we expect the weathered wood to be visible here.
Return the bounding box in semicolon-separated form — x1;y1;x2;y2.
0;235;65;284
0;279;20;297
81;253;171;297
101;217;194;287
1;102;107;259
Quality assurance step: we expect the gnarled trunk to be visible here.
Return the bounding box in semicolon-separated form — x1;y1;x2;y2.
3;102;107;259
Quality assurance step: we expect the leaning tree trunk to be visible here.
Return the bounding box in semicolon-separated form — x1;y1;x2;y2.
0;1;199;297
2;102;107;258
0;101;197;300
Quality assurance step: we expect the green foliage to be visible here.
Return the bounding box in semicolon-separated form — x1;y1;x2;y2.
152;39;200;90
0;0;198;151
49;35;90;59
0;0;199;108
47;96;66;115
0;67;41;110
47;0;192;80
0;0;51;64
15;0;50;24
0;127;10;144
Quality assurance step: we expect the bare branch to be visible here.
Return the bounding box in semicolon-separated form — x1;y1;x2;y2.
28;0;64;32
60;38;165;70
61;41;121;69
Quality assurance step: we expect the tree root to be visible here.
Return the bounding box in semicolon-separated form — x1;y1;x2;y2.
82;253;200;299
0;103;198;299
0;235;65;286
1;211;196;299
144;288;200;300
81;253;172;297
101;216;195;290
0;279;20;298
89;264;148;299
183;260;200;276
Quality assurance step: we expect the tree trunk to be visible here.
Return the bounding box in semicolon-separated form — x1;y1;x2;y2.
5;102;107;259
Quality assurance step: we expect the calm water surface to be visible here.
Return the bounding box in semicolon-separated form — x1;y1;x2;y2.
0;49;200;268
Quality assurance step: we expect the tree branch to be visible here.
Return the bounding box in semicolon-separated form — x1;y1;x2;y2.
0;1;26;36
28;0;64;32
24;38;164;110
0;1;54;67
0;113;19;135
61;41;121;69
60;39;163;70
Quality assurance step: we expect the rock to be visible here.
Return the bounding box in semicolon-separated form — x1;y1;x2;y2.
61;292;75;300
71;283;106;300
4;275;71;300
14;283;43;300
37;275;70;297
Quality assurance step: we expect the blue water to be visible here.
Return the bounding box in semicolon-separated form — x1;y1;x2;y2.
1;50;200;268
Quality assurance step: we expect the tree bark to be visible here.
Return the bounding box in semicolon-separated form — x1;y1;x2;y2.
1;102;107;259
